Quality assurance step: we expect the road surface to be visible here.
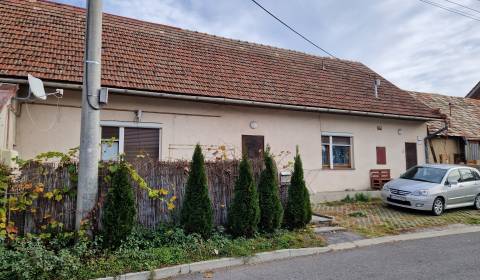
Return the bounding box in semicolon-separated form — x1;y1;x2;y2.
175;232;480;280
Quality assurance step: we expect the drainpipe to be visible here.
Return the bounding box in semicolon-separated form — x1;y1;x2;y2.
424;120;448;164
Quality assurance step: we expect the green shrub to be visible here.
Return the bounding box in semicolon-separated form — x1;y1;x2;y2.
283;147;312;229
180;144;213;238
102;160;136;249
340;193;371;204
341;194;355;203
0;226;324;280
257;147;283;233
228;155;260;237
354;193;371;202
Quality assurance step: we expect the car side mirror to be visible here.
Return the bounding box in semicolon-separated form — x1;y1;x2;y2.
447;180;458;187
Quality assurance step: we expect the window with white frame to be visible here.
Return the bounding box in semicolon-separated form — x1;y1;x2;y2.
322;133;353;169
101;122;161;162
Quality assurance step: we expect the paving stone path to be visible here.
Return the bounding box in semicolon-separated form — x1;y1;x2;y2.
313;200;480;236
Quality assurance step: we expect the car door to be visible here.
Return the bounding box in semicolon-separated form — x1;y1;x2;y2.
461;168;480;203
458;168;476;204
444;169;464;206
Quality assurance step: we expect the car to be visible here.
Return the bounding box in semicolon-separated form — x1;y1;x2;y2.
381;164;480;216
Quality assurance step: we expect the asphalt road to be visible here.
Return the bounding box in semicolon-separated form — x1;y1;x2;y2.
175;232;480;280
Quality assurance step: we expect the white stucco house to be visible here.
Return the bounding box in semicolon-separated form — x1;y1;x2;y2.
0;0;441;195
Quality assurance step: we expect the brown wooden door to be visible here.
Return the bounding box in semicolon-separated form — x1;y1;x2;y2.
405;142;418;170
242;135;264;159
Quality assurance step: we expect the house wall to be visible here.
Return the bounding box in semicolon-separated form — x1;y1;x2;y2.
427;137;462;164
13;88;428;193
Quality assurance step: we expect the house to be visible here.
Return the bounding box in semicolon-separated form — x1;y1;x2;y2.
410;91;480;165
465;81;480;99
0;0;441;194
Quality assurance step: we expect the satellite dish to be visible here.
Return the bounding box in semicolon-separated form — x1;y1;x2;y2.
28;74;47;100
15;74;63;101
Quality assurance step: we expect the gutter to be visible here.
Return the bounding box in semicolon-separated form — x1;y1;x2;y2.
0;77;441;121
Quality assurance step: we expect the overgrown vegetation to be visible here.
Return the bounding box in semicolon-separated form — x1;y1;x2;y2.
283;148;311;229
0;165;11;240
342;193;371;203
102;159;136;249
228;155;260;237
180;144;213;238
1;143;318;279
0;226;324;280
257;147;283;233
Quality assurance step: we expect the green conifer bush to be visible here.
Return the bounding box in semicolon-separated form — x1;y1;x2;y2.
227;155;260;237
283;147;312;229
180;144;213;238
102;160;136;249
258;146;283;233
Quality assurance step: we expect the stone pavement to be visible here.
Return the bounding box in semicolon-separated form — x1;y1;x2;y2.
313;199;480;236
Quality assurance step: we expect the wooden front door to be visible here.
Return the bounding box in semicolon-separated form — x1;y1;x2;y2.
242;135;264;159
405;142;418;170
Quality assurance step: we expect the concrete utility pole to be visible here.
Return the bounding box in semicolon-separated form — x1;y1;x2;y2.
76;0;103;231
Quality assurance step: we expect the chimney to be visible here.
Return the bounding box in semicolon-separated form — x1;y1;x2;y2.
374;78;381;98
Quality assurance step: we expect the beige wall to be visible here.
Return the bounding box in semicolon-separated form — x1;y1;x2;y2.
13;88;428;193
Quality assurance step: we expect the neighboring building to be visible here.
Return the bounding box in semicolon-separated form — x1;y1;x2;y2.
410;91;480;165
0;0;440;193
465;81;480;99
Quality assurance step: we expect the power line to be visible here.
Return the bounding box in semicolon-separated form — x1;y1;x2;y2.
442;0;480;15
248;0;374;79
418;0;480;22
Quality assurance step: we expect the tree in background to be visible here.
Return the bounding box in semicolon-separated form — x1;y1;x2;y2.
180;144;213;238
258;146;283;233
102;160;136;248
283;147;312;229
228;155;260;237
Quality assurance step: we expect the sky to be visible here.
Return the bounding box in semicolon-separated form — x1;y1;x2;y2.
53;0;480;97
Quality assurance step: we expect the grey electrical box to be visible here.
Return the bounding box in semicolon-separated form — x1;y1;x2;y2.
99;87;109;105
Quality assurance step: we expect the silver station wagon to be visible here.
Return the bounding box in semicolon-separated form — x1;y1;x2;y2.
381;164;480;215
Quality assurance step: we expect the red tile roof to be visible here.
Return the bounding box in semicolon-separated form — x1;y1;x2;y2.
0;0;440;119
410;91;480;139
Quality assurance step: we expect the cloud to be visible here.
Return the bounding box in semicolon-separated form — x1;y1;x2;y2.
54;0;480;96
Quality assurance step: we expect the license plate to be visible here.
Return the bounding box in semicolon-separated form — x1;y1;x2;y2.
390;195;406;201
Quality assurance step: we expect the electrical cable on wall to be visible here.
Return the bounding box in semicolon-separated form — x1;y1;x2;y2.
24;96;62;132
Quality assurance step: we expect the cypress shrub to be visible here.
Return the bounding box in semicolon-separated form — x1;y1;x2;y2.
283;147;312;229
102;160;136;249
180;144;213;238
258;146;283;233
227;155;260;238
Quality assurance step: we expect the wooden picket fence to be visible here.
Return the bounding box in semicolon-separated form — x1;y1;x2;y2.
8;159;288;234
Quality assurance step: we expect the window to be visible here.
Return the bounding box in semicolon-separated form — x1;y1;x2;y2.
446;169;461;184
101;123;161;162
242;135;264;159
459;168;476;183
376;147;386;165
322;134;353;169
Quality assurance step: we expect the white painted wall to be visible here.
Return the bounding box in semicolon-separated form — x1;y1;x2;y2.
13;88;428;193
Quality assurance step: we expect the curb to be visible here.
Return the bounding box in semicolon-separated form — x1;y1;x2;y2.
93;225;480;280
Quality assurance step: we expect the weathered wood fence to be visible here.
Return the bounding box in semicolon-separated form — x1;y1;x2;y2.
9;159;288;234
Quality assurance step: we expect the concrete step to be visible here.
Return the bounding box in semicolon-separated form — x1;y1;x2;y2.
311;214;334;226
313;226;346;234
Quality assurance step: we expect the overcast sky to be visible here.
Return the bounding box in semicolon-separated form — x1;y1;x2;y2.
54;0;480;97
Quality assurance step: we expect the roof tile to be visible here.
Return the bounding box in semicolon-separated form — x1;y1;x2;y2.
0;0;439;119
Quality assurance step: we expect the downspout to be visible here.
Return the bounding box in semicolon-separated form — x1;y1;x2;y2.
424;120;448;164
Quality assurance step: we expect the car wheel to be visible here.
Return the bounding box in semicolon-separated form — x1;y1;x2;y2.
432;197;444;216
474;195;480;210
